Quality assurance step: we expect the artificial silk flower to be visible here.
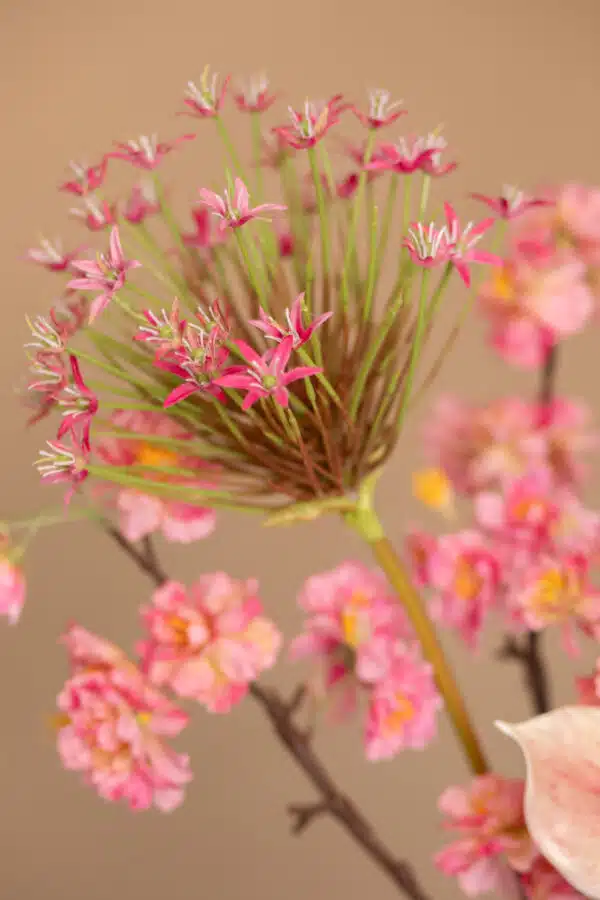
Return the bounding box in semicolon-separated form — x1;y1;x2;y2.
412;467;454;514
35;434;89;504
521;856;586;900
181;205;226;249
496;707;600;899
70;195;116;232
68;226;142;322
273;95;348;150
366;137;437;175
426;530;501;650
27;237;82;272
290;561;413;721
56;624;192;811
435;774;536;896
95;409;218;544
364;645;441;759
249;292;333;348
556;183;600;266
470;185;551;220
138;575;281;712
121;181;160;225
182;67;230;118
56;354;98;449
198;178;286;231
233;74;277;113
59;158;108;196
350;89;405;130
107;133;195;170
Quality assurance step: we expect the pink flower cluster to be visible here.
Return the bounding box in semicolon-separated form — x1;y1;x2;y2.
55;574;281;808
290;561;442;760
408;390;600;653
435;773;585;898
478;185;600;368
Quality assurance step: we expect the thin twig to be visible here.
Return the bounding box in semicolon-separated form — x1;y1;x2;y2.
498;347;556;714
101;523;433;900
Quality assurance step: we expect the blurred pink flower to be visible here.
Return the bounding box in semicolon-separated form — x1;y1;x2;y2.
107;133;195;170
27;237;83;272
233;74;277;113
471;185;552;220
522;857;586;900
70;196;116;232
511;554;600;656
59;158;108;196
121;181;160;225
405;530;437;588
427;530;501;650
138;575;281;712
95;409;217;543
35;434;89;504
364;645;441;759
290;561;411;720
0;556;26;625
56;355;98;449
181;69;230;118
273;95;348;150
435;775;536;896
351;89;405;130
56;624;191;811
556;183;600;266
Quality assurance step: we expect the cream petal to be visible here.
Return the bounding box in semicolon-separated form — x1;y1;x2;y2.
496;707;600;898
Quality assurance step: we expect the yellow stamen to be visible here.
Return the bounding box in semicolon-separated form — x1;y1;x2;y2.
136;443;179;469
341;591;370;648
491;267;515;302
453;560;482;601
383;693;415;733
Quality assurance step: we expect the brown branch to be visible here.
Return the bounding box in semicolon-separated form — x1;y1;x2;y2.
498;347;556;715
101;523;433;900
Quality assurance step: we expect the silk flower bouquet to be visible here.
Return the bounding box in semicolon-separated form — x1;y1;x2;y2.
7;67;600;899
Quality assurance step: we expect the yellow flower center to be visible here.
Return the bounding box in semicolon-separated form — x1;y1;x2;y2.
136;443;179;469
528;567;582;622
341;591;370;648
383;693;415;733
453;559;482;601
491;267;516;302
412;468;454;513
168;614;191;647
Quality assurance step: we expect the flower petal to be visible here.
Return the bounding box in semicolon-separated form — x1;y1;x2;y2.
496;707;600;899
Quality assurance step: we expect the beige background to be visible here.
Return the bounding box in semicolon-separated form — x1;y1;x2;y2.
2;1;600;898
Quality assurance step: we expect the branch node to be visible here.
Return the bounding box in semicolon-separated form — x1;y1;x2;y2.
287;800;329;834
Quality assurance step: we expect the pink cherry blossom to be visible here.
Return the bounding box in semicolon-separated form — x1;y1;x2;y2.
427;530;502;650
198;178;286;232
59;158;108;196
273;95;348;150
556;183;600;266
510;553;600;656
435;775;536;896
107;133;195;170
35;434;89;504
95;409;218;543
290;561;412;720
364;645;441;759
233;74;277;113
249;292;332;348
56;624;191;812
70;196;116;232
68;226;142;322
27;238;83;272
0;557;26;625
56;355;98;449
121;181;160;225
138;575;281;712
181;68;230;118
497;708;600;899
351;89;405;130
215;336;321;409
471;185;552;220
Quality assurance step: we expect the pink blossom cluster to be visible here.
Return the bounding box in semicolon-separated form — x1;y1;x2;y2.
477;185;600;368
54;574;281;809
290;561;442;759
409;396;600;653
435;773;585;898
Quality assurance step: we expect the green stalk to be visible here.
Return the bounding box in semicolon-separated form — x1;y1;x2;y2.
151;174;186;255
215;115;248;181
307;147;331;282
340;131;376;312
362;202;380;322
396;268;430;434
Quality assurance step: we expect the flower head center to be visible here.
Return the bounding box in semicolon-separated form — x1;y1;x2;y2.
383;693;415;733
453;559;482;601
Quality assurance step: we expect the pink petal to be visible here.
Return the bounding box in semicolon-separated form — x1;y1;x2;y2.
281;365;322;385
163;382;198;407
496;707;600;899
234;339;263;367
109;226;123;264
234;178;250;214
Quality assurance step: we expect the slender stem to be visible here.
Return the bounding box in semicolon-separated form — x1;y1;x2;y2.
498;348;555;714
345;483;489;775
307;147;331;282
101;525;432;900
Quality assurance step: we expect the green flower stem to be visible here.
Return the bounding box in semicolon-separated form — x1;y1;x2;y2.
70;348;150;390
215;115;248;182
396;268;430;434
370;176;399;294
349;284;408;421
424;262;453;326
234;230;268;309
341;131;376;312
119;220;185;297
418;174;431;219
362;201;380;322
307;147;332;284
151;174;186;255
344;477;489;776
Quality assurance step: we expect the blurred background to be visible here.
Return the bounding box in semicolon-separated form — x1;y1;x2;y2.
1;1;600;898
